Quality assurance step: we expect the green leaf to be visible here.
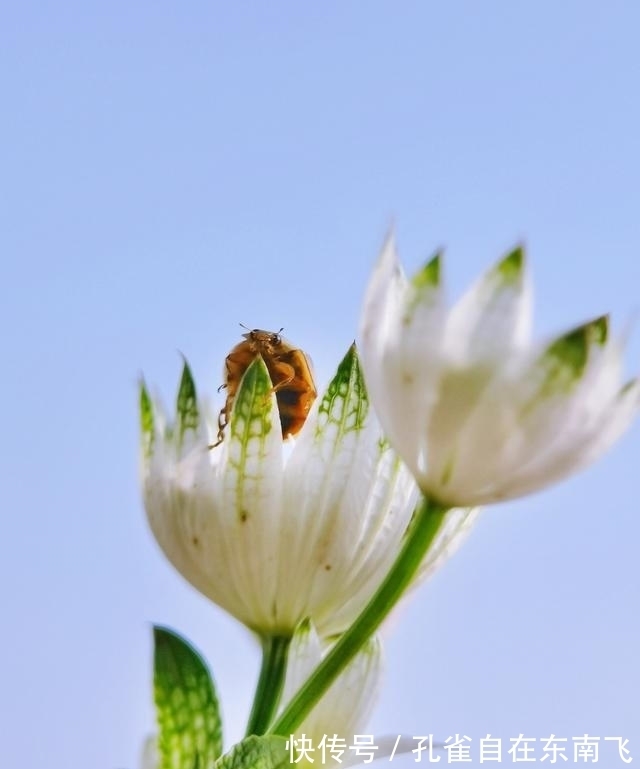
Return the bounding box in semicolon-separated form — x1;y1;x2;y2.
214;736;289;769
153;626;223;769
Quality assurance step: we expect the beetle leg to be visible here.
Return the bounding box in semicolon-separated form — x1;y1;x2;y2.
210;350;248;448
208;406;227;448
269;361;296;394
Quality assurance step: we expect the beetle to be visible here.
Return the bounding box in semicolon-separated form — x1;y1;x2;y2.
214;327;317;446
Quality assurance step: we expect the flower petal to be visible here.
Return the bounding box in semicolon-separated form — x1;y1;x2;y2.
415;506;480;584
281;620;382;743
359;237;446;483
496;375;640;499
144;356;287;632
445;246;532;364
139;379;156;465
176;357;206;457
485;320;622;495
359;230;409;360
358;232;412;439
325;438;418;627
279;346;417;635
217;356;286;630
426;316;621;504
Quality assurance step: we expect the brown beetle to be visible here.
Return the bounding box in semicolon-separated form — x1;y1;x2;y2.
214;327;317;446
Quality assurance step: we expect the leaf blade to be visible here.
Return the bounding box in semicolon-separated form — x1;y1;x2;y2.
153;626;223;769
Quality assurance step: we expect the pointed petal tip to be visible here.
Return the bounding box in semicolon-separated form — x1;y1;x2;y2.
510;242;526;259
313;342;369;441
377;227;399;269
175;351;197;388
496;244;526;284
588;314;609;345
542;314;614;383
329;342;361;382
382;218;396;243
544;326;590;379
360;225;409;343
565;314;610;346
176;348;192;369
411;249;443;290
138;375;150;400
227;354;279;446
176;359;199;438
343;341;366;391
556;314;611;347
177;359;197;401
139;381;155;451
139;383;152;412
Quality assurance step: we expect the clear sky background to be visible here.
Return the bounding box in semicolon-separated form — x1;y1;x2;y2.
1;2;639;767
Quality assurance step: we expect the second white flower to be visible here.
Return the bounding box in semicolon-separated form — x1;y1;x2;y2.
359;234;640;506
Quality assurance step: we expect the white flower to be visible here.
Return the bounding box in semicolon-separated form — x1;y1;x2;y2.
282;621;435;767
281;619;382;755
359;234;640;507
141;344;472;637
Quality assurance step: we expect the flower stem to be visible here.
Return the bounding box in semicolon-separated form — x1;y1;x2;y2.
245;634;291;736
270;495;449;736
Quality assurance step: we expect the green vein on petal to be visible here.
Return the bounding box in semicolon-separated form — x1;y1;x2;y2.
139;380;155;459
523;316;610;415
377;435;391;456
315;344;369;446
177;359;199;444
404;252;442;325
548;316;608;379
228;355;274;475
411;251;442;290
495;245;525;285
587;314;609;345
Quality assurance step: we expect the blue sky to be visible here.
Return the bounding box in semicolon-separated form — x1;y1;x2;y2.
1;2;639;767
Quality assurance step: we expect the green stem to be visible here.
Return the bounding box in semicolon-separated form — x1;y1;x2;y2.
245;635;291;737
271;495;448;736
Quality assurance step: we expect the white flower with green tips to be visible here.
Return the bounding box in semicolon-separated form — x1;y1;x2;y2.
140;345;474;639
359;233;640;506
